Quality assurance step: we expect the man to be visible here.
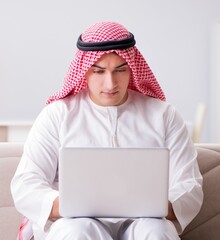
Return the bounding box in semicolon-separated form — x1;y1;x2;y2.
11;22;203;240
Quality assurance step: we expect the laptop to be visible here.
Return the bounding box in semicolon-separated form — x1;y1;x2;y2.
59;147;169;218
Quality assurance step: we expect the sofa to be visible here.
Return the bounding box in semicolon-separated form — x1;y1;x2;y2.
0;142;220;240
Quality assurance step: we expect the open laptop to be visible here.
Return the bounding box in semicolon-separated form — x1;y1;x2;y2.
59;147;169;218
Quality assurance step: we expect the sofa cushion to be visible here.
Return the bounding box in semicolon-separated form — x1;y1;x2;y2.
180;145;220;240
0;156;21;207
0;207;23;240
0;143;23;240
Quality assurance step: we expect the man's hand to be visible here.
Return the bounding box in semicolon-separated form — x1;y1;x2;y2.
49;197;61;221
166;201;177;221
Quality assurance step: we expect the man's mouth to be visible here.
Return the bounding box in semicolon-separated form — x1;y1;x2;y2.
102;91;118;96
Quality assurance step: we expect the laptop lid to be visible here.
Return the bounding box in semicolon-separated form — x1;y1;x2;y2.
59;147;169;218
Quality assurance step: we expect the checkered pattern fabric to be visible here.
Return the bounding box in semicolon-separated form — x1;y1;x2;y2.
17;217;33;240
46;22;166;104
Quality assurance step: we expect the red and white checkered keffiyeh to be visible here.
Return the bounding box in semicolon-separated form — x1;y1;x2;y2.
17;217;33;240
46;21;166;104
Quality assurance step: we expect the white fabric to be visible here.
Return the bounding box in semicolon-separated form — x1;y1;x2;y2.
11;89;203;239
45;218;180;240
120;218;180;240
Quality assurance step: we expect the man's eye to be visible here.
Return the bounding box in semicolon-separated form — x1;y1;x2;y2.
115;68;126;73
93;69;104;74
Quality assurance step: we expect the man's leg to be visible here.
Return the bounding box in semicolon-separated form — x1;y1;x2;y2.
120;218;180;240
45;218;113;240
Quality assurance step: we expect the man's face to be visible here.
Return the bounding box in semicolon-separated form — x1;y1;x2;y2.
85;53;131;106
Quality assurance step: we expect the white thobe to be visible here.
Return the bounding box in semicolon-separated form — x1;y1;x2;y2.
11;89;203;239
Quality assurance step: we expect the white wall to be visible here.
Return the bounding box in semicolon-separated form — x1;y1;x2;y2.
209;21;220;142
0;0;220;142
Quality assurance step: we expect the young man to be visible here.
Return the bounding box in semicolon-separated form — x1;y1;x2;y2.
11;22;203;240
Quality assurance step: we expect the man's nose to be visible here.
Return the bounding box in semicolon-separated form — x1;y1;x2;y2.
105;73;117;90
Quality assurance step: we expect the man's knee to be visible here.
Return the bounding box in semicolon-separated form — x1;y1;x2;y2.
122;218;180;240
138;218;179;239
46;218;112;240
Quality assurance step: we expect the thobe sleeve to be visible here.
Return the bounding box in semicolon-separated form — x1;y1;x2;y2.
11;104;61;230
164;106;203;234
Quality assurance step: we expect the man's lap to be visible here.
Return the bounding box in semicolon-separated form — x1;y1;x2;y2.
44;217;180;240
